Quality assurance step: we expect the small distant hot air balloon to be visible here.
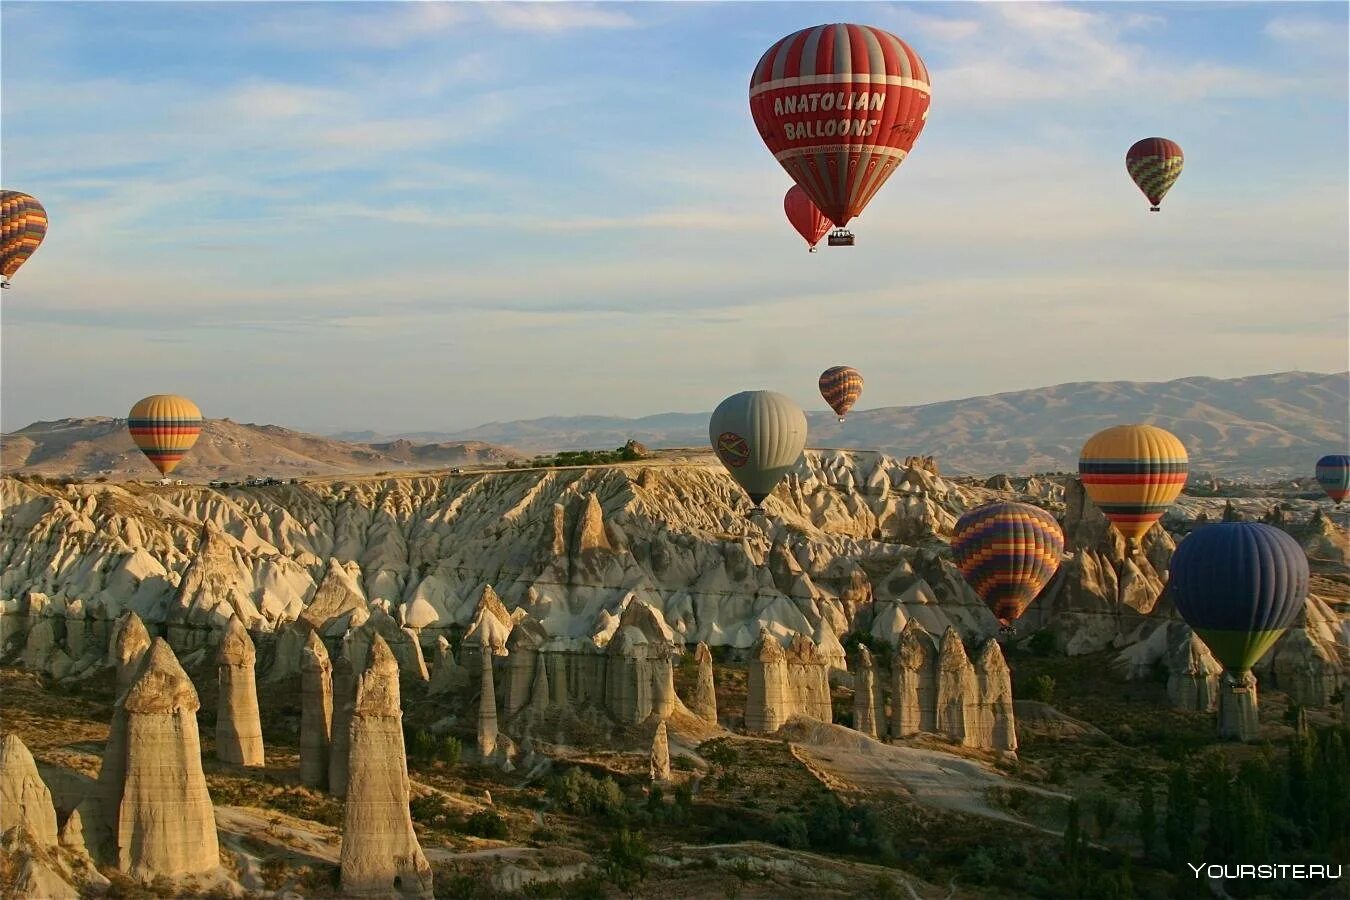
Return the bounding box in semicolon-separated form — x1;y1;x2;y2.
709;390;807;515
750;24;931;245
952;501;1065;626
1314;454;1349;505
818;366;863;421
784;186;832;252
128;394;203;477
1;191;49;288
1078;424;1188;551
1169;522;1308;675
1126;138;1183;212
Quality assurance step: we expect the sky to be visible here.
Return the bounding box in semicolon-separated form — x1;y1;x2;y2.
1;1;1347;435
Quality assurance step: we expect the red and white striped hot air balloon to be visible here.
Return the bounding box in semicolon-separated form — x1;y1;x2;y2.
750;24;931;242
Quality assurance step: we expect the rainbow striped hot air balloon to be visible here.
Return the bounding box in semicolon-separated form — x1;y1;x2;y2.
818;366;863;422
1078;424;1188;551
1169;522;1309;674
1314;454;1350;505
128;394;203;476
952;501;1065;625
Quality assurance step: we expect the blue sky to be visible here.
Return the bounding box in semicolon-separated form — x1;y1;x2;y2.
2;1;1346;434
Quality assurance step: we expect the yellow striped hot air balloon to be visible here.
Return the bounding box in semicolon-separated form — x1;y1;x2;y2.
127;395;203;476
1078;424;1188;550
1;190;49;287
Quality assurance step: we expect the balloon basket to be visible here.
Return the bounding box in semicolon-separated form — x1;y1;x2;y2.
1149;206;1160;212
0;280;10;289
837;417;846;424
808;247;817;253
827;229;855;247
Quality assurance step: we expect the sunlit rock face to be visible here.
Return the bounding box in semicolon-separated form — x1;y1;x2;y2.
4;457;1341;699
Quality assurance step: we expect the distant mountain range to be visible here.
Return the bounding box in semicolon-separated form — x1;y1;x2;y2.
340;371;1350;478
5;372;1345;481
1;418;521;481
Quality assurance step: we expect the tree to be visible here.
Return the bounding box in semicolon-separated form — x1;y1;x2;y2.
1165;765;1199;868
1137;783;1157;861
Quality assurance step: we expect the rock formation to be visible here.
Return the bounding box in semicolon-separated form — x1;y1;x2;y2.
328;649;356;798
852;646;883;739
936;628;978;747
650;720;671;784
214;615;264;766
300;630;333;789
1167;628;1222;712
972;639;1017;752
478;651;499;760
1267;627;1342;707
891;620;938;738
745;628;794;733
113;639;219;880
339;634;433;898
109;611;151;697
0;732;59;848
690;641;718;725
427;636;468;695
1217;670;1260;742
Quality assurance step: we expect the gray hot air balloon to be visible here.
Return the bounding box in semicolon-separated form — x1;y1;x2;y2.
709;390;808;514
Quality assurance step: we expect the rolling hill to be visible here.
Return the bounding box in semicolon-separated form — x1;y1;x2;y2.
0;418;521;481
421;371;1348;477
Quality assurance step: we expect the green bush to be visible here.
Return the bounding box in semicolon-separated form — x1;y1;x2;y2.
1026;674;1056;703
1027;629;1058;657
960;848;998;885
439;734;462;766
603;828;650;893
465;809;509;839
547;768;626;818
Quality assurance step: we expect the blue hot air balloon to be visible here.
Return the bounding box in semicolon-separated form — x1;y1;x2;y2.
1314;453;1349;505
1168;522;1309;674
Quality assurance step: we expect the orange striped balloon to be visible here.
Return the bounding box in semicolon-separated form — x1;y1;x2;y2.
128;394;203;476
1;191;49;285
1078;424;1188;548
818;366;863;421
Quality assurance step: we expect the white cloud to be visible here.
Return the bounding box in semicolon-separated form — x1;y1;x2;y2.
481;2;637;33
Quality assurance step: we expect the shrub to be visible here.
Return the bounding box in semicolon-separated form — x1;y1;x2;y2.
603;828;650;894
1027;629;1058;657
1026;674;1056;703
465;809;509;839
439;734;462;766
960;848;999;885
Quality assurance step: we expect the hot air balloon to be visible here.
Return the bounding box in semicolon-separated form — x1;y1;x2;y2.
750;24;931;244
818;366;863;421
1;191;49;288
1125;138;1183;212
1314;454;1349;505
784;185;832;252
127;394;203;477
1169;523;1308;675
1078;424;1188;551
952;502;1065;626
709;390;807;515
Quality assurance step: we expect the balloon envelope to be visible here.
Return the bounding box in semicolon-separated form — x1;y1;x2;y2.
952;502;1064;624
1126;138;1183;210
1314;454;1349;504
750;24;931;228
128;394;203;476
1168;522;1309;673
1078;424;1188;546
1;191;49;282
818;366;863;419
709;390;807;509
784;185;832;249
